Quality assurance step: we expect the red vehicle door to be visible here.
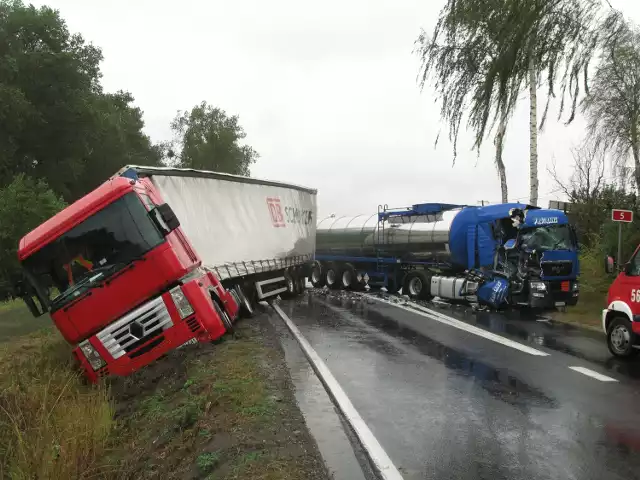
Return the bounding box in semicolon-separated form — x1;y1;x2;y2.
605;245;640;357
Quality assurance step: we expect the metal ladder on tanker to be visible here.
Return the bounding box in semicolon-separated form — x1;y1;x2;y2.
376;204;388;288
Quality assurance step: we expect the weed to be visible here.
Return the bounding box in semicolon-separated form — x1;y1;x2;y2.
196;451;221;473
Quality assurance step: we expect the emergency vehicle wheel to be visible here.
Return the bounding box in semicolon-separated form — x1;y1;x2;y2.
310;262;325;288
212;299;234;335
325;264;341;289
607;317;638;358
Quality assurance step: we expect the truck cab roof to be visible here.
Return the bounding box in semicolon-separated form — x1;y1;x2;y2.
18;177;134;261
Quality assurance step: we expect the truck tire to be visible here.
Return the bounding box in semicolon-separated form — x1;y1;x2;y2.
310;261;325;288
325;264;341;289
234;284;254;317
403;271;431;300
607;316;638;358
294;266;306;293
212;298;234;335
283;268;297;298
341;263;357;290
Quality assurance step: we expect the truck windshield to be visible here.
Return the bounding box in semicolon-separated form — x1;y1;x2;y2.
21;192;164;311
519;224;576;251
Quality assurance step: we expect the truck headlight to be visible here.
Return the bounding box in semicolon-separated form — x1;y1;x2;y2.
79;340;106;371
170;286;194;319
530;281;547;292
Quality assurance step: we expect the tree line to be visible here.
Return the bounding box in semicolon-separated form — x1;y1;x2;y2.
0;0;258;298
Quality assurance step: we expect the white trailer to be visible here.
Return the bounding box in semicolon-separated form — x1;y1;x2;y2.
120;165;317;301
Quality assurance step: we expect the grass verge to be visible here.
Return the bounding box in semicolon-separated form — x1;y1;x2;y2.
0;304;327;480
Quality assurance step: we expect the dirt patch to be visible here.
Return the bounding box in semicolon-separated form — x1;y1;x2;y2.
107;314;329;480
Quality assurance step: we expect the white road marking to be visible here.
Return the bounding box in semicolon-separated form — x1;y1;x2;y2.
368;296;550;357
568;366;618;382
271;303;405;480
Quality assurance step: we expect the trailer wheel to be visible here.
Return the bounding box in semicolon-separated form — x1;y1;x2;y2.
294;267;306;294
234;284;254;317
310;262;325;288
341;263;357;289
403;271;431;300
212;298;234;335
325;264;341;289
283;269;297;298
607;316;638;358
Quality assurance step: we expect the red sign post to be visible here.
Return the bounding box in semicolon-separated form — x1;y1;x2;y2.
612;209;634;268
612;209;634;223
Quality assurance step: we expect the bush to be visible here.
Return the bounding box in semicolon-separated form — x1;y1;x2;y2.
0;174;65;299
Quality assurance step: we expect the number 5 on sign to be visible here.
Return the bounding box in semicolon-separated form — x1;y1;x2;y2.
632;289;640;302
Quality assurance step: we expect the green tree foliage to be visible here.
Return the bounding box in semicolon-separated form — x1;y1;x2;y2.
169;102;259;176
0;0;159;201
0;175;65;298
583;15;640;194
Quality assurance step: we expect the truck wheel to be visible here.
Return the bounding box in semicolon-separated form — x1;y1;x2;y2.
310;262;325;288
341;263;357;290
325;264;341;289
403;271;431;300
607;317;638;358
212;298;234;335
283;269;297;298
234;284;254;317
295;267;306;294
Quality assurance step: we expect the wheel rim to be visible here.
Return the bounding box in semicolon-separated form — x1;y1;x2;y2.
409;277;423;296
326;270;336;285
342;270;352;287
235;285;253;314
312;268;322;283
610;324;631;354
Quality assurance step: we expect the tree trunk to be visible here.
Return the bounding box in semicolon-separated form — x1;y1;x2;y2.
529;58;539;206
494;114;508;203
633;140;640;200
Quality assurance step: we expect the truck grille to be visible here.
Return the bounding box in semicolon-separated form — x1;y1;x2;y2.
541;261;573;277
96;297;173;359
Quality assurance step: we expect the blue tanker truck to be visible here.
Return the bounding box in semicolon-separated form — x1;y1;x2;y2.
312;202;579;309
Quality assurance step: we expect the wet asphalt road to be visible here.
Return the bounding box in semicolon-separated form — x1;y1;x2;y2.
276;291;640;480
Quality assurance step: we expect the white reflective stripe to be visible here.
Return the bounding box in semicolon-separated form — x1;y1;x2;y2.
569;366;618;382
271;303;404;480
369;296;549;357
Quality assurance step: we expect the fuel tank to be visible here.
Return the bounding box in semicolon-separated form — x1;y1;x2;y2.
316;209;462;262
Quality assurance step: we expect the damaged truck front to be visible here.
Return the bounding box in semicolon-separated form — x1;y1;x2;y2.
313;202;579;310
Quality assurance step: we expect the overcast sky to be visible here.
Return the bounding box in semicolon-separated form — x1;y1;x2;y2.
31;0;640;218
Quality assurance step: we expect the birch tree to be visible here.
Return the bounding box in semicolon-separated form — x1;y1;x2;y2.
419;0;604;206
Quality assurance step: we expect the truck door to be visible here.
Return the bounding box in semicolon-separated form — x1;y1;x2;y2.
613;246;640;311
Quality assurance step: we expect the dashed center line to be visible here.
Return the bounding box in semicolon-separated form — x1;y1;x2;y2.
568;366;618;382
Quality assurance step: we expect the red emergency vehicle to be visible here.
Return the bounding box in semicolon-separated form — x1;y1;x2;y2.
603;249;640;357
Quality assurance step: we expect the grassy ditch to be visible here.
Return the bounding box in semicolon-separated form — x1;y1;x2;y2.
0;303;327;480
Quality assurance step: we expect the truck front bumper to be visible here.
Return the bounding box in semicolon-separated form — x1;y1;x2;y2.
75;315;210;383
528;280;579;309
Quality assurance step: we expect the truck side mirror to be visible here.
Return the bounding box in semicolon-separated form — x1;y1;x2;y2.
504;239;516;250
14;279;47;317
605;255;615;275
150;203;180;235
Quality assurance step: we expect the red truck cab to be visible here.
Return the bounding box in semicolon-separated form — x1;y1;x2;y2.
603;245;640;357
16;174;238;382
